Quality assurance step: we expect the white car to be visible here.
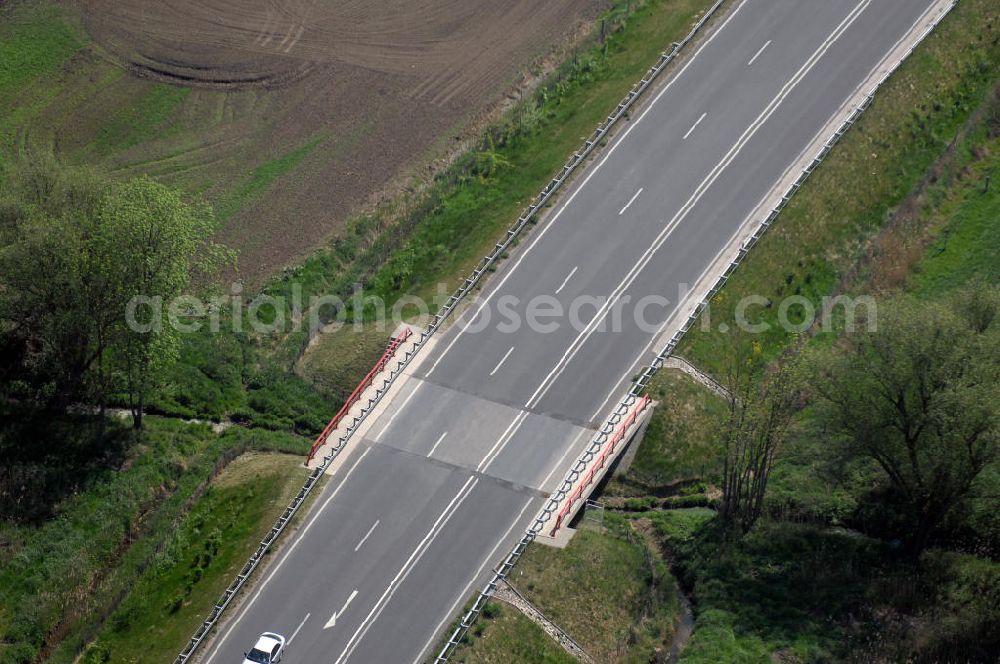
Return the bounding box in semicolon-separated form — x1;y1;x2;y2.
243;632;286;664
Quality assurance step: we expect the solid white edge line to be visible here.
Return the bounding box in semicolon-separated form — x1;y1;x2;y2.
421;0;754;379
375;380;424;441
411;497;535;664
203;447;372;664
538;427;593;492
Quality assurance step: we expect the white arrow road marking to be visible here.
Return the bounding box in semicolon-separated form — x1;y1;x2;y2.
325;590;358;629
288;613;310;645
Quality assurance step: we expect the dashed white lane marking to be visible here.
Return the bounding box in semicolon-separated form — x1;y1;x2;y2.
521;0;872;415
354;520;380;552
488;346;515;377
618;187;644;215
421;0;755;380
682;112;708;140
747;39;773;66
554;266;578;295
333;476;478;663
202;447;371;664
325;590;359;629
288;613;310;644
412;496;535;664
428;431;449;457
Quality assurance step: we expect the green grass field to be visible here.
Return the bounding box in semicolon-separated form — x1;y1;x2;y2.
450;603;577;664
85;453;316;664
678;0;1000;377
0;416;309;664
452;514;679;664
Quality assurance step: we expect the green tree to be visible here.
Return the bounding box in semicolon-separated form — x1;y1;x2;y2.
813;286;1000;554
718;337;800;535
0;158;232;427
96;176;232;429
0;157;107;406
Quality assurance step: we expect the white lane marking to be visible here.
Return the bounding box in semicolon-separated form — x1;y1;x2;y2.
288;613;310;645
747;39;772;66
325;590;359;629
682;112;708;140
354;520;380;552
538;428;592;492
589;0;935;426
554;266;578;295
428;431;449;457
203;447;372;664
476;410;530;473
334;476;479;664
412;497;535;664
618;187;644;215
589;315;673;422
488;346;515;377
375;381;424;441
522;0;872;414
421;0;754;380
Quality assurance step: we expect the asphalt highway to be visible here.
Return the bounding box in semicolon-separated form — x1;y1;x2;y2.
202;1;941;662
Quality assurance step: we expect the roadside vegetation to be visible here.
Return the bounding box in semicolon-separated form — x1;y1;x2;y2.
457;0;1000;662
83;452;315;664
451;516;680;663
0;417;309;664
1;0;722;662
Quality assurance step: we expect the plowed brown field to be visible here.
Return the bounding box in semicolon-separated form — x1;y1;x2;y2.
68;0;601;281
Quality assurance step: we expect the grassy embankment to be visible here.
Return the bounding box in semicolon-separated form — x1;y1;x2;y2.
0;413;312;664
2;0;716;662
451;516;678;664
460;0;1000;661
613;0;1000;660
83;453;315;664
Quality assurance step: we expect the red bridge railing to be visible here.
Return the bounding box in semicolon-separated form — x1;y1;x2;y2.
552;395;651;533
305;328;413;464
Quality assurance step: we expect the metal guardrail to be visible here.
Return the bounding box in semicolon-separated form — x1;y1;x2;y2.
173;0;728;659
175;2;735;660
551;395;651;534
431;1;957;661
305;328;413;464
